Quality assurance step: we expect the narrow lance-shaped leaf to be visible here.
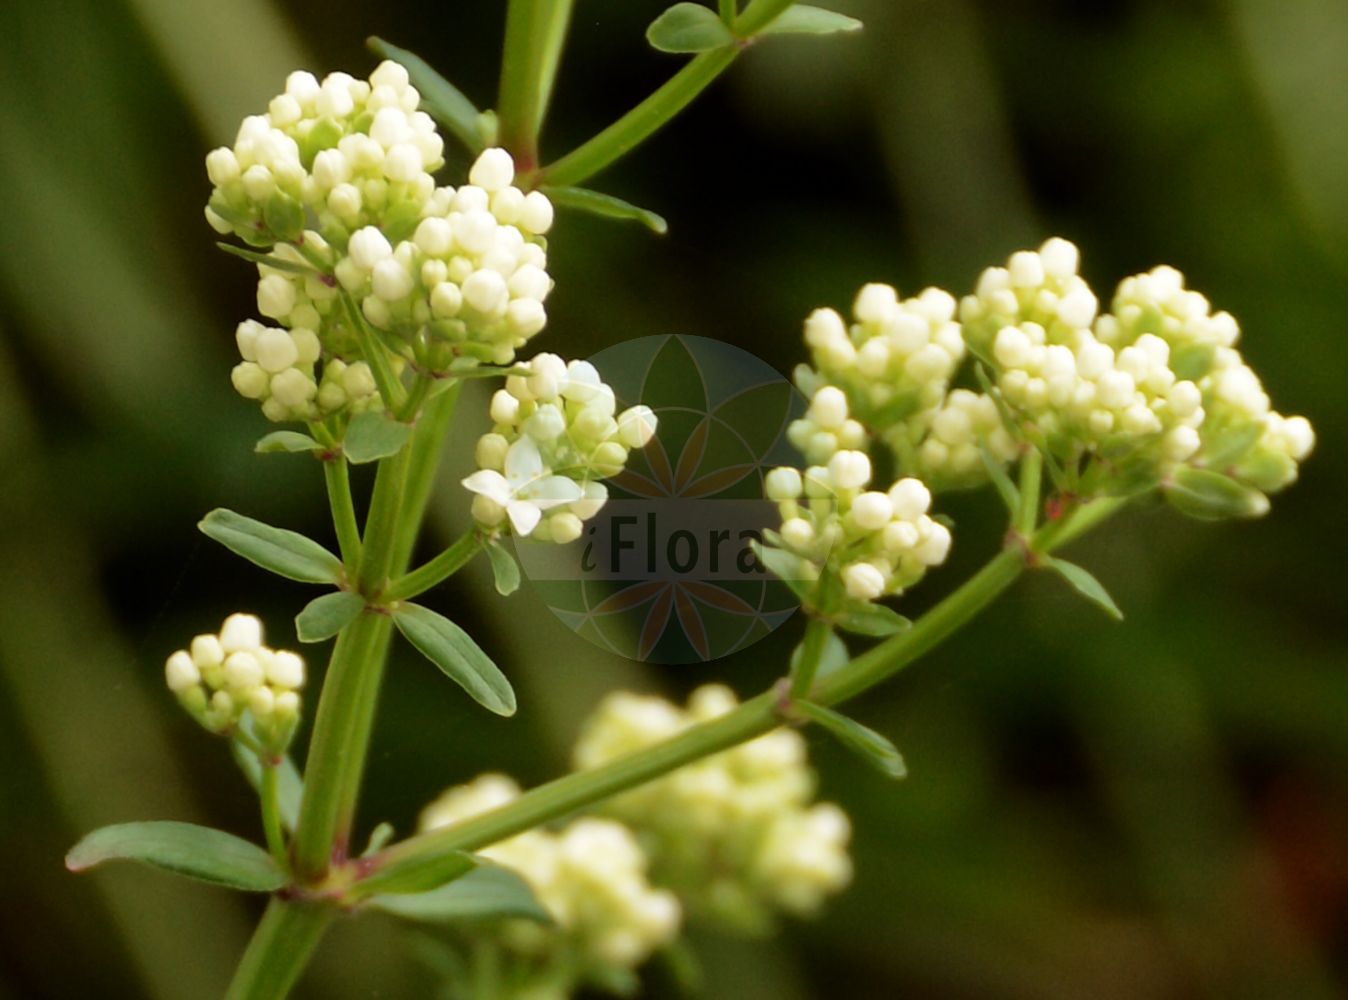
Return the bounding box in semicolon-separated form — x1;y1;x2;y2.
749;540;813;602
393;603;517;716
1043;556;1124;621
834;602;911;638
66;821;286;891
485;540;521;596
199;508;344;584
356;847;478;897
980;443;1020;516
1164;466;1269;521
370;863;552;923
215;242;316;275
295;590;366;642
541;186;668;235
366;37;485;153
648;3;736;52
343;411;412;464
255;430;322;454
795;701;907;779
757;5;863;35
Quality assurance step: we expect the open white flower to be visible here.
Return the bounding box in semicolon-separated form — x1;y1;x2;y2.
461;436;582;536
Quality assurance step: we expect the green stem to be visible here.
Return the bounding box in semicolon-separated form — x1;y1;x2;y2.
339;291;406;412
390;384;461;572
719;0;738;27
291;610;395;880
533;47;738;189
322;455;362;569
789;616;832;700
1015;449;1043;538
498;0;576;166
224;899;334;1000
374;498;1126;869
384;531;482;604
260;764;287;871
358;447;411;595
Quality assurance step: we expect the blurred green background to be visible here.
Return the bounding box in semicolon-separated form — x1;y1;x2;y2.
2;0;1345;997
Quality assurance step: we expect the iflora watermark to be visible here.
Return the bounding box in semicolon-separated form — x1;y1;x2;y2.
515;335;803;663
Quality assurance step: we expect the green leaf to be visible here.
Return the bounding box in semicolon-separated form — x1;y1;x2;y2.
1164;466;1270;520
231;742;304;833
263;190;304;242
758;5;863;35
790;628;850;679
370;864;551;923
255;430;322;454
485;541;521;596
65;821;286;891
199;508;344;584
795;702;906;779
979;443;1020;515
1043;556;1124;621
393;603;517;716
215;242;314;275
541;186;668;234
366;37;485;153
1199;420;1264;466
834;602;911;637
362;822;396;857
647;3;736;52
343;411;412;464
749;541;813;601
295;591;366;642
357;847;478;897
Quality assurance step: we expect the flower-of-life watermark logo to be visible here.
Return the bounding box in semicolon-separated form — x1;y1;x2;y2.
514;335;803;663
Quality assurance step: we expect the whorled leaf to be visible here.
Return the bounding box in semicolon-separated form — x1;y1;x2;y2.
65;821;286;891
393;603;517;716
198;508;344;584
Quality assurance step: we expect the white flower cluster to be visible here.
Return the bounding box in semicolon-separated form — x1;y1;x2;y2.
1098;265;1314;492
205;61;443;247
573;685;853;929
463;353;658;542
793;284;966;460
961;240;1314;498
764;451;952;603
419;775;680;980
914;388;1019;489
164;613;304;747
230;319;379;422
209;64;559;424
332;147;555;369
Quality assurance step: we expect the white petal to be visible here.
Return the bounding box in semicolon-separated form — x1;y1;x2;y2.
462;469;512;505
507;500;542;536
528;476;585;508
504;436;545;483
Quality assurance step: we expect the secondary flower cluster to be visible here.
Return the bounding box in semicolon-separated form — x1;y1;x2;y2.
205;61;443;247
792;285;966;466
207;62;558;427
573;685;853;930
163;613;305;750
960;240;1314;501
419;774;680;991
463;353;658;542
764;451;952;603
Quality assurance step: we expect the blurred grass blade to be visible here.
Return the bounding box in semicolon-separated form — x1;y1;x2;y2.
66;821;286;891
393;603;517;716
542;185;669;234
199;508;344;584
367;36;485;153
